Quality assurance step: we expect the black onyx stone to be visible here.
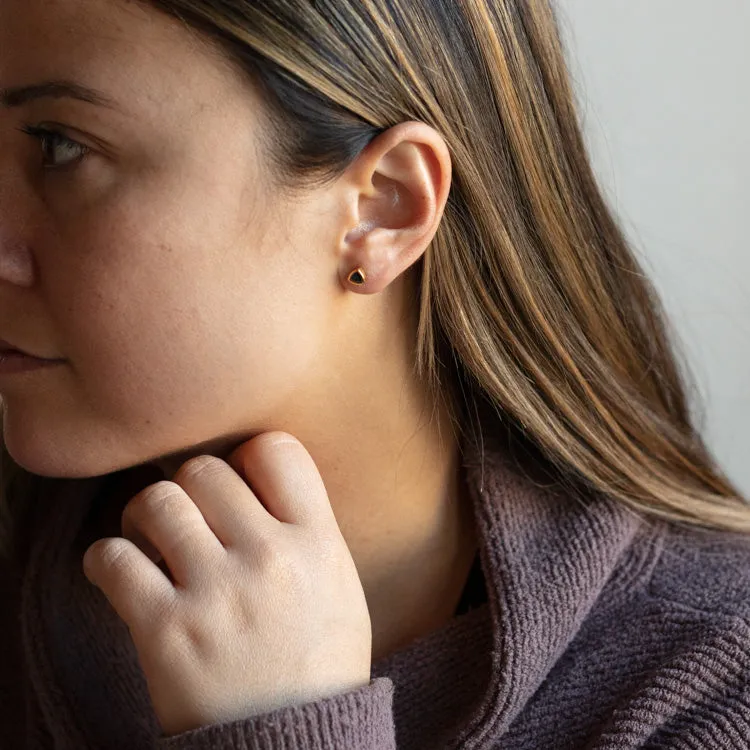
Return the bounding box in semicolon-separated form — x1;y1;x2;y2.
349;270;365;284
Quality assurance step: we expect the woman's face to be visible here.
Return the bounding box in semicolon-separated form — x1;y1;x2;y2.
0;0;369;478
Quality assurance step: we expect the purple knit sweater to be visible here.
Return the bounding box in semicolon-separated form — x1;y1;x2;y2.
2;405;750;749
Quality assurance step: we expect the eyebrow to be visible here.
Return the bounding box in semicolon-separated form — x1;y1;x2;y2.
0;80;119;110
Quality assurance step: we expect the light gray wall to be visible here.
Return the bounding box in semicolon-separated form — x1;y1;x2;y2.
556;1;750;495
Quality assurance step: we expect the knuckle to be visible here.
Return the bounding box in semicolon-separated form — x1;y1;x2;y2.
260;431;298;448
250;532;276;566
315;530;343;567
253;535;298;582
173;455;225;484
124;482;183;524
247;432;297;460
92;537;132;575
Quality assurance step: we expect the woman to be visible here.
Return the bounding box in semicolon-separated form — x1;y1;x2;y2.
1;0;749;748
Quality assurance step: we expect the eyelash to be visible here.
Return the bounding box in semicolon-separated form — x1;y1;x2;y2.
17;124;90;170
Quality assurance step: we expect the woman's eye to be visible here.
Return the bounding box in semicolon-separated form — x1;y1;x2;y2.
17;124;90;170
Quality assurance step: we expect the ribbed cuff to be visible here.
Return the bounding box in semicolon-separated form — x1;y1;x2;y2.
155;677;396;750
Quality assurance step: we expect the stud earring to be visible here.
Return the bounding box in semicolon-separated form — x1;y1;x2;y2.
347;267;366;286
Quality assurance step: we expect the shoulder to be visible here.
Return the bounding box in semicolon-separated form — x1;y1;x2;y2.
646;517;750;627
599;520;750;745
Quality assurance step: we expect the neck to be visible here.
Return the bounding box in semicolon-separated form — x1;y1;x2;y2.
138;397;478;664
127;286;479;665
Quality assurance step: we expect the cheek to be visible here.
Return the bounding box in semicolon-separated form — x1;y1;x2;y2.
4;284;317;478
7;171;328;476
61;255;308;415
19;228;322;476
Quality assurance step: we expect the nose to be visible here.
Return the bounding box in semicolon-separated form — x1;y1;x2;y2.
0;154;36;288
0;227;35;288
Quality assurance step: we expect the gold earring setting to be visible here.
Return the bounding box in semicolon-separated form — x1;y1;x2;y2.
347;267;366;286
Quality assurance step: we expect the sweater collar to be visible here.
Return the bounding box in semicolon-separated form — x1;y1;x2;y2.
372;399;657;746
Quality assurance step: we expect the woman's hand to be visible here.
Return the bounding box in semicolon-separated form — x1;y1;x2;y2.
82;432;373;738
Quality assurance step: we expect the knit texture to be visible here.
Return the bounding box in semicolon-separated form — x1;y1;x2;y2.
2;401;750;749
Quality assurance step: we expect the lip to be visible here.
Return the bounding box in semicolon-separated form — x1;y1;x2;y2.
0;337;60;360
0;351;65;375
0;337;27;355
0;349;65;375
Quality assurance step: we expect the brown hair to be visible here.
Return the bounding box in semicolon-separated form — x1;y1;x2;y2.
2;0;748;566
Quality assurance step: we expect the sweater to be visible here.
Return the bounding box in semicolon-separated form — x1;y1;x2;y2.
2;401;750;749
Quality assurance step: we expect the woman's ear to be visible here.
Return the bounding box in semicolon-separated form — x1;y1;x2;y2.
335;121;452;294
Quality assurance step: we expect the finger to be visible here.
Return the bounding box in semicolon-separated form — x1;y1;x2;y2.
83;536;176;635
120;521;163;565
227;432;336;530
121;481;225;588
170;455;280;549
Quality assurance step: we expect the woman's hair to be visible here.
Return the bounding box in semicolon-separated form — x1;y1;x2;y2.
2;0;749;565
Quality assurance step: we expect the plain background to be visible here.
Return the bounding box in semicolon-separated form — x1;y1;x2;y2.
556;1;749;495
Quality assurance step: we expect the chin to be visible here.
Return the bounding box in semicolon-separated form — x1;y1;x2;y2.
3;439;112;479
0;409;144;480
